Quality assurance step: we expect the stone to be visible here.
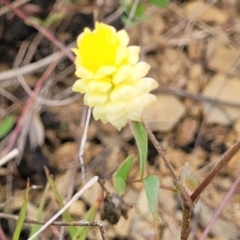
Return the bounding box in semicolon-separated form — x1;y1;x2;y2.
142;94;186;132
206;37;239;74
176;118;199;146
202;74;240;125
184;2;228;25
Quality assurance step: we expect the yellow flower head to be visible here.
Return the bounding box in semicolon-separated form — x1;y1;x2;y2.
72;22;158;130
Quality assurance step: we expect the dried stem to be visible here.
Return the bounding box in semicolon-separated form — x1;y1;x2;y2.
143;121;198;240
199;170;240;240
142;121;178;181
158;86;240;109
181;205;191;240
180;139;240;239
27;176;99;240
0;212;106;240
191;139;240;202
142;121;193;207
2;55;64;157
0;149;19;167
1;0;74;62
124;0;140;28
78;107;92;181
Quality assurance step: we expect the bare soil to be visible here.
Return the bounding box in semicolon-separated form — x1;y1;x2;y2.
0;0;240;240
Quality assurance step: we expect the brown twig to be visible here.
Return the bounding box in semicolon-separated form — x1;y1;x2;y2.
180;205;191;240
180;139;240;239
0;42;75;83
142;121;193;208
191;139;240;202
200;170;240;240
1;0;74;62
2;54;64;157
0;212;106;240
158;86;240;109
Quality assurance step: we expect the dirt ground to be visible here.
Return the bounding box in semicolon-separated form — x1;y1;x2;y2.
0;0;240;239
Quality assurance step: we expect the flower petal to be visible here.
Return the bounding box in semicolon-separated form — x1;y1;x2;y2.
105;101;126;115
132;62;150;79
107;115;128;131
115;46;128;65
72;22;158;131
87;79;112;93
93;105;108;122
94;65;117;79
127;46;140;64
141;93;157;108
75;67;94;79
112;65;134;84
131;77;158;97
143;77;159;91
84;93;108;107
72;79;87;93
110;84;133;101
116;29;129;46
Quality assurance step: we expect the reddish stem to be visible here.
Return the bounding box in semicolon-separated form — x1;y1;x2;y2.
200;170;240;240
191;139;240;202
2;56;63;156
1;0;74;62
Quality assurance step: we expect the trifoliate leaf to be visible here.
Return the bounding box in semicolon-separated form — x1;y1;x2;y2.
113;155;134;195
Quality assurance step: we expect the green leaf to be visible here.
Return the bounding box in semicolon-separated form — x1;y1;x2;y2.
13;179;30;240
113;155;134;195
29;183;50;239
150;0;168;8
0;115;15;138
73;199;100;240
143;175;159;217
132;121;148;178
45;167;77;237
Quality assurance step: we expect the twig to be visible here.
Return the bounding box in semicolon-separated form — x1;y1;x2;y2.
103;7;124;24
124;0;139;28
143;120;197;240
165;0;218;39
199;171;240;240
181;205;191;240
0;212;106;240
17;74;79;106
158;86;240;109
191;139;240;202
79;107;92;181
0;88;18;103
22;32;44;66
0;149;19;167
142;121;178;181
27;176;99;240
0;0;30;16
0;43;74;83
2;53;64;157
0;226;7;240
142;121;193;207
1;0;74;62
94;0;105;22
13;40;30;68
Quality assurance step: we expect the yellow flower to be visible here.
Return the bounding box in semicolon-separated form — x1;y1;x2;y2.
72;22;158;130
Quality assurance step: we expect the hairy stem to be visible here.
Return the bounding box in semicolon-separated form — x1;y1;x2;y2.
181;204;191;240
142;121;193;207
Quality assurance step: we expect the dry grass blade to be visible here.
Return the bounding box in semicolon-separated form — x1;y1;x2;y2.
27;176;99;240
0;148;19;167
